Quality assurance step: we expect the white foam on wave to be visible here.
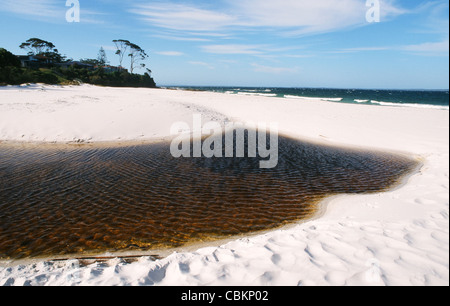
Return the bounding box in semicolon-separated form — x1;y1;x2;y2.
370;100;449;110
237;92;277;97
283;95;449;110
284;95;343;102
256;93;277;97
284;95;321;100
324;98;344;102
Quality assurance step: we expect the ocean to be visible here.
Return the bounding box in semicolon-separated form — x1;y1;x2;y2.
166;87;449;110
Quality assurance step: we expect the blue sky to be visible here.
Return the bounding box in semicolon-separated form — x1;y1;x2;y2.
0;0;448;89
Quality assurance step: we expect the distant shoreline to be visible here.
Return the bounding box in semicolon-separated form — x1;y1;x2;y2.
164;86;450;110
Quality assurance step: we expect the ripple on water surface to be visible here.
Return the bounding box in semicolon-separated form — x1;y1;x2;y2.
0;132;418;259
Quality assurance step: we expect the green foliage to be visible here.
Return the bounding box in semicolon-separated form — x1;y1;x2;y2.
0;48;21;68
19;38;56;55
58;67;156;87
0;64;156;87
42;51;67;64
0;42;156;88
97;47;108;67
113;39;131;67
127;42;148;73
0;67;59;85
80;58;100;66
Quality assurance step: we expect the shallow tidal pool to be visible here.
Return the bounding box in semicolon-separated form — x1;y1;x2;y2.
0;132;418;260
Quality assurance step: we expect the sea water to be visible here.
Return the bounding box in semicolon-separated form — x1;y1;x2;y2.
167;87;449;110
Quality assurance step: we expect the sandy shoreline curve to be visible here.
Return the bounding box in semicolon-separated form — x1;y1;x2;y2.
0;84;448;286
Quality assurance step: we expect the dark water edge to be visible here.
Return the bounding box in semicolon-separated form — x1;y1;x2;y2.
0;133;419;260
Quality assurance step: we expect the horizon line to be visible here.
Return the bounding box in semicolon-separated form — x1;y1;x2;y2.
160;85;450;92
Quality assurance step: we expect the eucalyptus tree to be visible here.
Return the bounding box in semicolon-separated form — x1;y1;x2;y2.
19;38;56;56
113;39;130;68
127;42;148;74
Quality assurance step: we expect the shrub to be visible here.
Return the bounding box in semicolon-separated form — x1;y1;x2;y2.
0;48;21;68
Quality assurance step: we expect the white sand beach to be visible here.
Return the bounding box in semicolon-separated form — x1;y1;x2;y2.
0;84;448;286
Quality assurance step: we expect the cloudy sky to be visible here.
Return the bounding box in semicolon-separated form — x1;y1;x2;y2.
0;0;448;88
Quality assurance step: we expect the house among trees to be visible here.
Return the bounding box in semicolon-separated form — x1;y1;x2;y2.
1;38;156;88
57;61;95;70
16;56;125;72
98;65;126;73
17;54;52;68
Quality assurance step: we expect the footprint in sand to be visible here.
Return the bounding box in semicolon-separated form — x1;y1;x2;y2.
415;198;437;205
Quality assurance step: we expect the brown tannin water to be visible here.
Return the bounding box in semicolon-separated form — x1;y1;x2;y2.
0;132;418;259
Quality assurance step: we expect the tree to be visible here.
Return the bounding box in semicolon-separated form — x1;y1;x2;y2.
0;48;21;68
42;49;68;63
113;39;130;68
19;38;65;64
127;42;148;74
19;38;56;55
80;58;100;66
97;47;109;68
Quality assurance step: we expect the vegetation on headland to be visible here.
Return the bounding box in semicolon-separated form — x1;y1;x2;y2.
0;38;156;88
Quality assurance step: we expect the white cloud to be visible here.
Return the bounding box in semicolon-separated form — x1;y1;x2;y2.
328;39;449;56
156;51;184;56
403;39;449;55
329;46;390;54
130;0;406;36
150;34;211;42
201;44;265;55
220;59;238;64
284;54;315;58
251;63;298;74
129;3;236;32
0;0;62;19
78;8;109;25
234;0;365;33
188;61;215;69
94;45;117;52
0;0;106;24
410;0;449;35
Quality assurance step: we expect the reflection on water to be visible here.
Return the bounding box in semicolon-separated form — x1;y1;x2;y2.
0;132;418;259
